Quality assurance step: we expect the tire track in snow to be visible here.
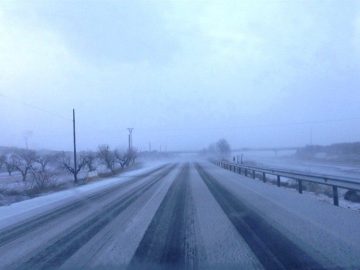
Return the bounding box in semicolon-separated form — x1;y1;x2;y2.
0;164;169;248
195;163;324;270
14;164;176;270
129;163;199;269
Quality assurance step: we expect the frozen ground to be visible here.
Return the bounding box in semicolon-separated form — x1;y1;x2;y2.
0;159;359;269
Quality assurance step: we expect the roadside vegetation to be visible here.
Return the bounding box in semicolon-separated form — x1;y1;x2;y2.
201;138;231;160
0;146;137;205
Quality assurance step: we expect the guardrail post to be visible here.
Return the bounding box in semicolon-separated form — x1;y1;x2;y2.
253;170;255;179
332;186;339;206
277;175;281;187
262;172;266;182
298;180;303;194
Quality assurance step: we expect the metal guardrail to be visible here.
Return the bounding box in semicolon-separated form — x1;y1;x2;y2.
216;160;360;206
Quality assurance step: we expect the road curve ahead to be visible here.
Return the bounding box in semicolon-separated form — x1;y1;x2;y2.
0;161;359;270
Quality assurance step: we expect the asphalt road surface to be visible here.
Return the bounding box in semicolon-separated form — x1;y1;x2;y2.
0;161;359;270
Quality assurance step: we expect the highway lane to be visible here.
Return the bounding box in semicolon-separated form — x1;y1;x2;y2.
0;164;178;269
0;161;359;269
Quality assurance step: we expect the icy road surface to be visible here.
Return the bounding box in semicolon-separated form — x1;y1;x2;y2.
0;161;359;269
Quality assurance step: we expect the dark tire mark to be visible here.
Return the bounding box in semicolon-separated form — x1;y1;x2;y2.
15;164;176;270
129;163;198;270
0;164;169;248
195;163;324;270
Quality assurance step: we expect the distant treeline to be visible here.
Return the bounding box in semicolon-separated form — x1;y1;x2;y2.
296;142;360;161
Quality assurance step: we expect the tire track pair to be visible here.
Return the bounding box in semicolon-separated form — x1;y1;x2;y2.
0;164;168;248
14;164;176;270
129;163;198;270
195;163;324;270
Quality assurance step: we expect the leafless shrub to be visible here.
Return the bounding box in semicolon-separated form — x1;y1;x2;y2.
344;190;360;203
28;168;56;193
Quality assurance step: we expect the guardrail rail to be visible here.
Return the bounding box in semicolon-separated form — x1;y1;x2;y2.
216;160;360;206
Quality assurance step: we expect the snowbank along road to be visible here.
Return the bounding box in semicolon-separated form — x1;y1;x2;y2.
0;161;359;269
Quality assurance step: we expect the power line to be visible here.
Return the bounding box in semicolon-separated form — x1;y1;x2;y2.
120;117;360;132
0;92;71;121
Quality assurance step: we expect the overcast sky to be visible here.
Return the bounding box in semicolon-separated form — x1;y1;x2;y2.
0;0;360;151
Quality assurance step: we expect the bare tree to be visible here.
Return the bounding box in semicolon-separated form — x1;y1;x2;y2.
81;151;97;172
114;148;138;169
60;152;86;183
97;145;116;172
216;139;231;158
11;150;37;181
114;149;128;169
4;158;16;176
35;153;57;172
204;139;231;160
127;148;138;165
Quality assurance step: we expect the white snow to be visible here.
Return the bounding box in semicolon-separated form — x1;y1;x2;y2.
235;151;360;181
189;163;263;269
0;161;167;230
206;161;360;269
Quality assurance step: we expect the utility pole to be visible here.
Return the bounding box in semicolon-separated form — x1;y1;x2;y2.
73;108;78;183
127;128;134;152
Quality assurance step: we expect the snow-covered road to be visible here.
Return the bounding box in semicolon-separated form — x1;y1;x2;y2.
0;161;359;269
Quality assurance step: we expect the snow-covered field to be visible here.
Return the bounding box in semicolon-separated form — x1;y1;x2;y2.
231;150;360;210
233;150;360;180
0;160;359;269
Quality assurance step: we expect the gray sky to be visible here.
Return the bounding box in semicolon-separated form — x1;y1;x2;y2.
0;0;360;151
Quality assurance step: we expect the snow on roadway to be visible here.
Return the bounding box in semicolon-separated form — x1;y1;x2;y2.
62;164;179;268
189;163;263;269
205;161;360;269
0;161;167;230
0;159;359;269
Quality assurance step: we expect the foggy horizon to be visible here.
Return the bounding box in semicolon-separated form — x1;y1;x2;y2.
1;0;360;151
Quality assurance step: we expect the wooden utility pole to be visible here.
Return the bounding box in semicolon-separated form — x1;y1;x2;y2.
127;128;134;152
73;108;78;183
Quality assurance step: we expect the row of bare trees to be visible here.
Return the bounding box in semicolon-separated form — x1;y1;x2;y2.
0;145;137;186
